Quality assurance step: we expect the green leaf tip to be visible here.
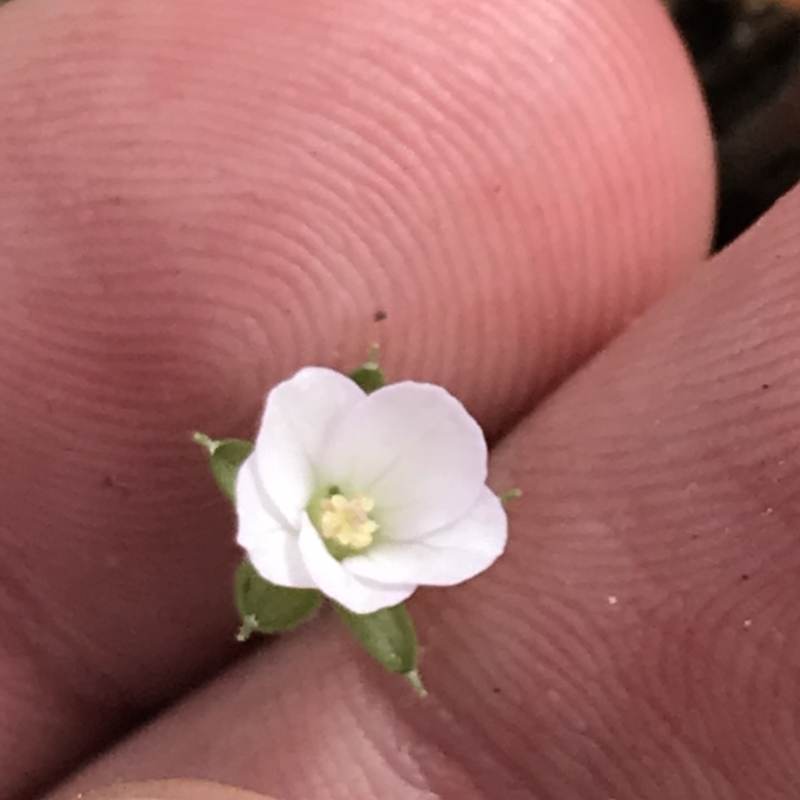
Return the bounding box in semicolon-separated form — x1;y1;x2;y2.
348;344;386;394
234;559;322;636
405;668;428;697
498;488;522;505
194;432;254;502
334;602;421;690
236;614;259;643
192;431;220;454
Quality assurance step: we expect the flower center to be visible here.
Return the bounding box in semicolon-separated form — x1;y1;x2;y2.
318;493;378;551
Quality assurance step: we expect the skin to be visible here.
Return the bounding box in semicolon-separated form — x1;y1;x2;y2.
4;0;800;797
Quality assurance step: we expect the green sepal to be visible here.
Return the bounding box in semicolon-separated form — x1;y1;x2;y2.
348;346;386;394
234;558;322;640
334;602;427;696
193;432;254;502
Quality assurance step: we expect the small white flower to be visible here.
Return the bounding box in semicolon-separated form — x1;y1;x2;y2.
235;366;508;614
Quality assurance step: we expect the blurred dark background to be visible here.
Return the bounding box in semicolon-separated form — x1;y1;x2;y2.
667;0;800;249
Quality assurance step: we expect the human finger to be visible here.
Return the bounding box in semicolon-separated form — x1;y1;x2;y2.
43;183;800;800
0;0;712;796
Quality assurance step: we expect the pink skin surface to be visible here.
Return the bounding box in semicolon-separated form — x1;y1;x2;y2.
15;0;800;797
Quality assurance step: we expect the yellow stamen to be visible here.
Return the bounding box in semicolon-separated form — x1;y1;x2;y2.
319;493;378;551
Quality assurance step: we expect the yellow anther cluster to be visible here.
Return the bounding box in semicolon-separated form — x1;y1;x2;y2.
319;493;378;551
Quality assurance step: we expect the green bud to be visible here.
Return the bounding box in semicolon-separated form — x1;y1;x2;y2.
234;558;322;639
193;432;254;502
348;345;386;394
334;602;427;696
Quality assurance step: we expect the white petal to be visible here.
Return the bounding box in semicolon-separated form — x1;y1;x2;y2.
235;456;316;588
253;367;366;526
346;486;507;586
317;382;488;537
297;514;416;614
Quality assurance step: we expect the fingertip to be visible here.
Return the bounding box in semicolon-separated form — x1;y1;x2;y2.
0;0;714;431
